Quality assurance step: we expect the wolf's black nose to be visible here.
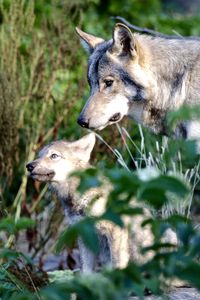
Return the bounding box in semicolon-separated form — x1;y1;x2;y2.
77;116;89;128
26;162;37;172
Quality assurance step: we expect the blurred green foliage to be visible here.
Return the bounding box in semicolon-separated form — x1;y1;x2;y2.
0;0;200;299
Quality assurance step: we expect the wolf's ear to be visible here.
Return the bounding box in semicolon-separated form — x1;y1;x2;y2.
72;133;96;162
76;27;104;54
110;23;136;57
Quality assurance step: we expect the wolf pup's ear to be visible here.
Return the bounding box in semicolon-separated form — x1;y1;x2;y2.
76;27;104;54
72;133;96;162
111;23;136;57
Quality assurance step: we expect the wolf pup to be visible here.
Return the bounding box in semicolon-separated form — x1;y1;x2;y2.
26;133;133;272
76;23;200;146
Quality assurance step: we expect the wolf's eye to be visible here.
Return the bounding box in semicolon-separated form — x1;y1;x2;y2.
50;153;59;160
104;79;113;88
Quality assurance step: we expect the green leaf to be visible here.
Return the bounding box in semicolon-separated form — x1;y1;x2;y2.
15;218;35;231
0;249;20;260
146;175;188;196
0;217;15;234
56;218;99;254
72;168;101;193
101;209;124;227
118;207;144;216
9;292;36;300
138;188;167;209
56;226;78;253
78;219;99;254
167;105;200;131
0;217;35;234
106;168;140;195
143;242;177;252
41;284;72;300
138;175;189;208
175;262;200;289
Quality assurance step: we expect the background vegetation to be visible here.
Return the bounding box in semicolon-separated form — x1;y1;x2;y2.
0;0;200;299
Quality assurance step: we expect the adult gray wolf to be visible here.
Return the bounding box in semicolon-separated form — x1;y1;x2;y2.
76;23;200;145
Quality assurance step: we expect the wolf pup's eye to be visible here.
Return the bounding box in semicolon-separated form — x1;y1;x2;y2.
50;153;60;160
104;79;113;88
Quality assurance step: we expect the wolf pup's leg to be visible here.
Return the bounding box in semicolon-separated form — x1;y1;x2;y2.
109;226;130;269
78;238;96;273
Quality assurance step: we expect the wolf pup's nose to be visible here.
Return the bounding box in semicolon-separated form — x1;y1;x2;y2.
26;162;36;172
77;116;89;128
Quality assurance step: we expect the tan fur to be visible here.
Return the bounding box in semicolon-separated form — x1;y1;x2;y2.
26;134;156;272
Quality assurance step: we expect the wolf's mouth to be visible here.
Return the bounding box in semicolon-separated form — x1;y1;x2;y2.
109;113;121;123
93;113;122;131
29;171;55;182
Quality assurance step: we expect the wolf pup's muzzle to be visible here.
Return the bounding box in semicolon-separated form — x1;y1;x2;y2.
26;161;55;181
26;161;38;172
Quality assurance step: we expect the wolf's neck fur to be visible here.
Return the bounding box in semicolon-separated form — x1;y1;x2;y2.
131;34;200;135
135;33;200;108
49;162;91;221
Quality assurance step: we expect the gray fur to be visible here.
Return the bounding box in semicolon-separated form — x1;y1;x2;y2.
88;41;112;89
77;24;200;150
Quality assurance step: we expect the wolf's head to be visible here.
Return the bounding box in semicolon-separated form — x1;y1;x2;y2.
76;23;152;130
26;133;96;183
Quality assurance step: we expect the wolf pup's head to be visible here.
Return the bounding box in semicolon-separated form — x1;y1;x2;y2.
26;133;96;183
76;23;151;130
